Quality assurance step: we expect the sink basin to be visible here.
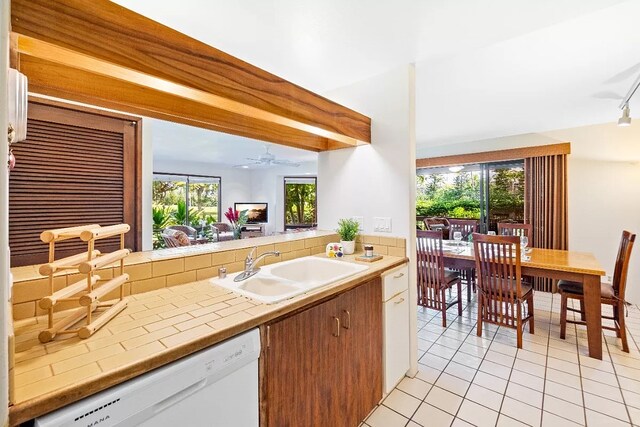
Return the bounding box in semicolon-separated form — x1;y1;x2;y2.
237;277;301;297
210;256;369;304
269;257;368;283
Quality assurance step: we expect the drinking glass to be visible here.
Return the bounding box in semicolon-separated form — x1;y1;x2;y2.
487;231;496;236
453;231;462;246
520;235;529;251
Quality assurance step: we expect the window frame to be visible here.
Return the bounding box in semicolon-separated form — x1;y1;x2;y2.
152;172;222;225
283;176;318;230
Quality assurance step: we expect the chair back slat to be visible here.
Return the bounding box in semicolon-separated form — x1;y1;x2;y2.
473;233;522;327
498;222;532;240
416;230;446;310
449;219;479;240
612;230;636;300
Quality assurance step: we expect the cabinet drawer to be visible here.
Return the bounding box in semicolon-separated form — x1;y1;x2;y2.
382;264;409;300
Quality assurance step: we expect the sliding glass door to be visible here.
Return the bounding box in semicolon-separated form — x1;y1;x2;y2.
417;161;524;232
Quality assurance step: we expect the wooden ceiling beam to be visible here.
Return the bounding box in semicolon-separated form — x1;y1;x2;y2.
11;0;371;151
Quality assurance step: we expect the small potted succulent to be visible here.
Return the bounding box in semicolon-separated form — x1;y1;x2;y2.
336;218;359;255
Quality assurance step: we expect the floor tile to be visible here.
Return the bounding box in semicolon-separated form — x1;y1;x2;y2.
397;377;432;400
542;394;585;425
509;369;544;392
444;361;477;382
541;411;584;427
479;359;512;380
496;414;529;427
500;397;542;427
415;365;441;384
583;392;630;422
411;403;455;427
383;389;421;419
366;404;409;427
425;386;463;415
465;383;504;411
506;382;543;408
585;409;631;427
457;399;499;427
473;370;508;394
435;372;470;397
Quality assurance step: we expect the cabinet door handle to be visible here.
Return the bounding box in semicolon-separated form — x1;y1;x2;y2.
342;310;351;329
393;272;405;279
333;317;340;337
394;297;405;305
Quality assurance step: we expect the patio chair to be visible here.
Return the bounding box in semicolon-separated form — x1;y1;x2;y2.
211;222;235;242
416;230;462;327
473;233;535;348
498;222;532;239
161;228;191;247
448;218;479;293
166;225;197;239
423;217;450;239
559;230;636;352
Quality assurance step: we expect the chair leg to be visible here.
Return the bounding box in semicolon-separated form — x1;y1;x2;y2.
516;303;523;349
528;293;535;334
476;294;483;337
618;303;629;353
579;299;586;321
560;293;567;340
457;279;463;317
441;288;447;328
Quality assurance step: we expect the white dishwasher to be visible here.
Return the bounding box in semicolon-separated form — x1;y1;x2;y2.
34;329;260;427
382;264;410;395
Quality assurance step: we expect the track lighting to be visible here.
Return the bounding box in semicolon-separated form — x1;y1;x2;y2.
618;104;631;127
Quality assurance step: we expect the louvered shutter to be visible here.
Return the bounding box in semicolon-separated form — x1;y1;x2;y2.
9;101;140;267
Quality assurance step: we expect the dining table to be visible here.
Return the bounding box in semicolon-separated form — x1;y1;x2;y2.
440;241;607;360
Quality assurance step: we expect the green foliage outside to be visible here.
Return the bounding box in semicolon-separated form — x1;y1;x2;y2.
416;168;524;221
152;179;220;249
285;183;316;225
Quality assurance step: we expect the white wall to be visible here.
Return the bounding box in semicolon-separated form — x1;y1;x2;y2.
318;65;418;373
418;122;640;303
568;159;640;303
1;0;9;423
249;162;317;235
141;120;154;250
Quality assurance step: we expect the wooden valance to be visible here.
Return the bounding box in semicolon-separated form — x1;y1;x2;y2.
416;143;571;169
10;0;371;152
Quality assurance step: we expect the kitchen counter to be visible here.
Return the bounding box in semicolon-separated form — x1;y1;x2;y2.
9;254;408;425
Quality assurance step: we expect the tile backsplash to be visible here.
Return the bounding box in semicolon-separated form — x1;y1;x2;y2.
10;232;407;321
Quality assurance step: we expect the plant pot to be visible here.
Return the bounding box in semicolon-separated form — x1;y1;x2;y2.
341;240;355;255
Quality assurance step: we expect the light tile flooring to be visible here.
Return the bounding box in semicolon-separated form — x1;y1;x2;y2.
363;286;640;427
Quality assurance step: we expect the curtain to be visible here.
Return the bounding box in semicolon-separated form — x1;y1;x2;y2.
524;154;568;292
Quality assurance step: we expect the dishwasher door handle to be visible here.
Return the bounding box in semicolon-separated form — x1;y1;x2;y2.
151;378;208;415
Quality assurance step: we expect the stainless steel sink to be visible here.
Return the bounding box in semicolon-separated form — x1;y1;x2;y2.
210;256;369;304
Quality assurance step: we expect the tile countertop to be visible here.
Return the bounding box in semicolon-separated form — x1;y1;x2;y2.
9;254;408;425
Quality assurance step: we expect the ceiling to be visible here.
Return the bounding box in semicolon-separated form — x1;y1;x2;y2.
114;0;640;158
149;119;318;168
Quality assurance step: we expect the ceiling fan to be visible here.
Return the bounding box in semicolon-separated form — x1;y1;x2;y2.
233;145;301;168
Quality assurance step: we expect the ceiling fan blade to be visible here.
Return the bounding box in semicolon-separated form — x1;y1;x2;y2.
233;161;262;168
603;62;640;84
272;159;301;167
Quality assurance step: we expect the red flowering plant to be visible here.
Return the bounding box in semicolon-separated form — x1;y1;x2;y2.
224;207;249;239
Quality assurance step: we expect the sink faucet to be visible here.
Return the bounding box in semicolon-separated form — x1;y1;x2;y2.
234;246;281;282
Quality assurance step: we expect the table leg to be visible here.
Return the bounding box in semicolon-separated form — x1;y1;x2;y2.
582;274;603;360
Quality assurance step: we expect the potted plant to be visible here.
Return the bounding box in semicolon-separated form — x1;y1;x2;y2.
224;207;249;239
337;218;359;255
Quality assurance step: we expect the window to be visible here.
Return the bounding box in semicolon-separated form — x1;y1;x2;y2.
152;173;221;248
284;177;317;230
416;161;524;232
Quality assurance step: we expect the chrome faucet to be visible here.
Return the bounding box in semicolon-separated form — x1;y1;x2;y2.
234;246;281;282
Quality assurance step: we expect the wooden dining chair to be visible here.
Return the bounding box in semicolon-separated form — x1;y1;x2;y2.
449;218;479;240
559;230;636;352
498;222;532;239
472;233;535;348
416;230;463;327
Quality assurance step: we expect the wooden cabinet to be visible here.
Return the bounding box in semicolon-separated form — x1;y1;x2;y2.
260;278;382;427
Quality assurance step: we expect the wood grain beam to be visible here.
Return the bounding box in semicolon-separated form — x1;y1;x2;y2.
18;54;338;152
416;143;571;169
11;0;371;150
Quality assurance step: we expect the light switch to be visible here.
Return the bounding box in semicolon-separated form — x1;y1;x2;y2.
351;216;364;231
373;217;392;232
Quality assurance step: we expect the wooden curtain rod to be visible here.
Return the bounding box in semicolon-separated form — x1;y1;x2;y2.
416;142;571;169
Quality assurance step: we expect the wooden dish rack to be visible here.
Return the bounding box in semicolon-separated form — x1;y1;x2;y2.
37;224;131;343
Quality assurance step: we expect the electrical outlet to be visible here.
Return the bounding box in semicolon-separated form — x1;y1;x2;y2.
373;217;392;232
351;216;364;231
